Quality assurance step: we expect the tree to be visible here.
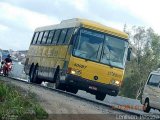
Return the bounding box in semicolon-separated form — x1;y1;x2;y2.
120;26;160;99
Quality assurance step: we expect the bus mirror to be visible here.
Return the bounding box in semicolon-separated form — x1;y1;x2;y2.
127;47;132;61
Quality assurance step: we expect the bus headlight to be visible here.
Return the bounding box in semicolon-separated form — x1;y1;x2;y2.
115;81;120;85
71;70;76;74
111;80;120;86
68;68;81;75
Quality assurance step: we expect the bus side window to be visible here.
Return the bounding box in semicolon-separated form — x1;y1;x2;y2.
36;32;44;44
32;32;39;44
58;29;67;44
31;32;36;44
41;31;49;44
52;29;61;44
64;28;75;44
47;30;55;44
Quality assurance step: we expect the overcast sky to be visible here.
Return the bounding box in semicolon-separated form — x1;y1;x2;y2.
0;0;160;50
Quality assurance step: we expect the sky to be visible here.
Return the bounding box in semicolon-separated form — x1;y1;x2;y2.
0;0;160;50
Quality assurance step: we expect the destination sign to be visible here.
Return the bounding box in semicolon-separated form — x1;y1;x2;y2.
81;29;105;39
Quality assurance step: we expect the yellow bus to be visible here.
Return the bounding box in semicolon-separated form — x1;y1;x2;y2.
24;18;131;101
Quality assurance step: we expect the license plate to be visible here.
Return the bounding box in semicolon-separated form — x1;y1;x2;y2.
89;86;97;91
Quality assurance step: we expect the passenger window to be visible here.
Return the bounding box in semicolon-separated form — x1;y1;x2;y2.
31;33;36;44
58;29;67;44
32;32;39;44
36;32;44;44
42;31;49;44
147;74;160;87
64;28;75;44
47;30;55;44
52;30;61;44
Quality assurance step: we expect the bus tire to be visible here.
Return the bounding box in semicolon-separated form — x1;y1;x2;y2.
95;93;106;101
66;86;78;94
32;65;42;84
29;65;35;83
55;70;65;91
34;66;42;84
29;63;34;77
143;99;151;113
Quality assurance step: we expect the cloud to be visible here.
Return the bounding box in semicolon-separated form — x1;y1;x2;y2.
109;0;160;33
0;2;59;31
1;0;159;50
0;2;60;50
0;24;10;31
2;0;141;30
3;0;89;18
69;0;89;12
0;28;32;50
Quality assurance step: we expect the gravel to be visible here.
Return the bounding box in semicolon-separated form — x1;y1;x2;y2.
0;77;130;120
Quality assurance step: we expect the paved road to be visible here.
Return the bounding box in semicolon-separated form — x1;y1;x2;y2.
10;61;28;80
10;61;160;114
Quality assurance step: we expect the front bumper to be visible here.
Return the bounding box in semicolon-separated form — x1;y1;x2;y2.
65;74;119;96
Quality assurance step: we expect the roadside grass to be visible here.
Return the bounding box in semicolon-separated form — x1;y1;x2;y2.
0;80;48;120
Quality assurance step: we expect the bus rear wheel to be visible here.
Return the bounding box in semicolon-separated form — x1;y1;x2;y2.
55;71;65;91
95;93;106;101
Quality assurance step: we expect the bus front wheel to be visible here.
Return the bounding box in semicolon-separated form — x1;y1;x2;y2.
95;93;106;101
143;99;151;113
29;65;35;83
29;64;34;77
31;65;42;84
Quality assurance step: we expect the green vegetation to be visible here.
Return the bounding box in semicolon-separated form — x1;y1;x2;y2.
0;81;48;120
120;26;160;99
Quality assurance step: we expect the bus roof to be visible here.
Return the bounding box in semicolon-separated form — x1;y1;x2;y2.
35;18;128;39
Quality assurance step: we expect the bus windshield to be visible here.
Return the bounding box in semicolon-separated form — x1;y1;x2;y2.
73;28;128;69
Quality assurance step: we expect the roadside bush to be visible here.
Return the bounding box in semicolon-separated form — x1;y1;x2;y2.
0;81;48;120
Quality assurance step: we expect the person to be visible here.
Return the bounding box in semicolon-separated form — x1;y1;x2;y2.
4;54;12;63
2;54;12;76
